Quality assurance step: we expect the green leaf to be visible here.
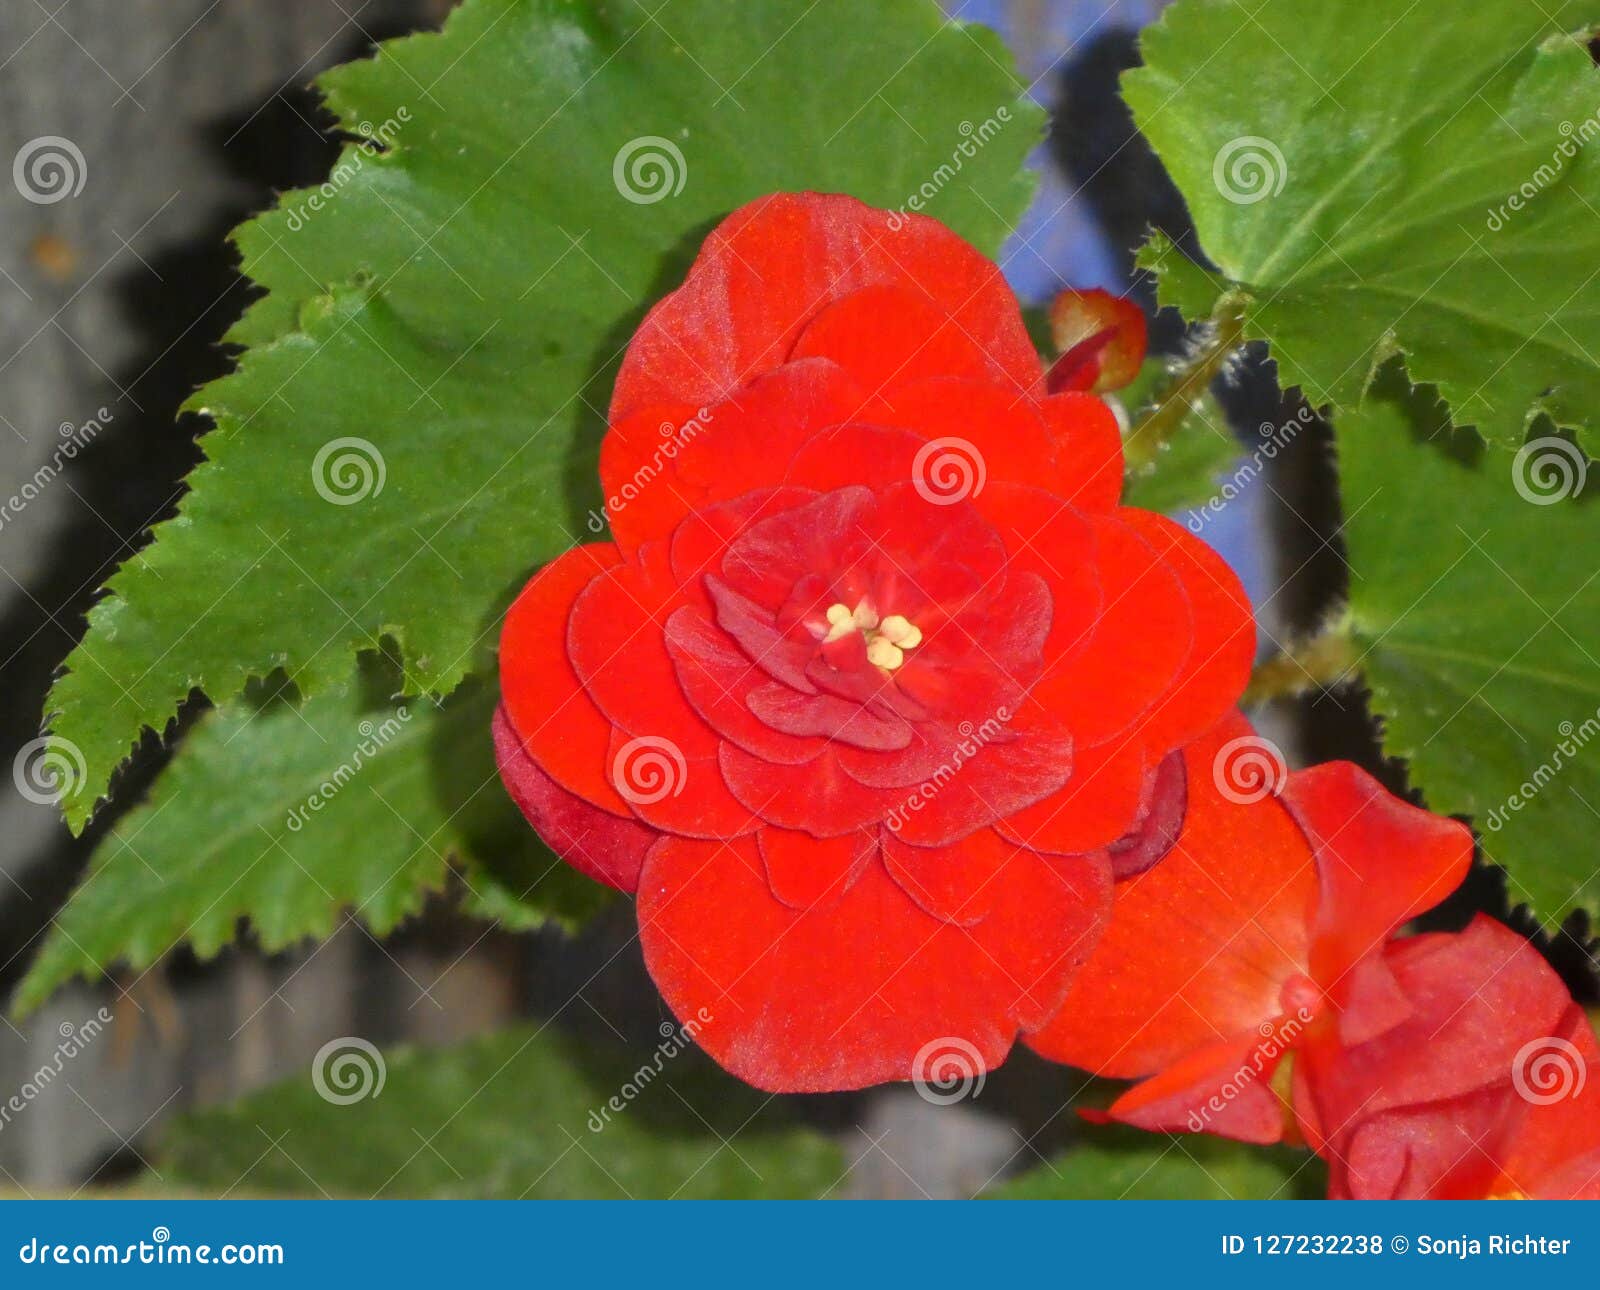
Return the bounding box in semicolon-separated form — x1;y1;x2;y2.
1340;373;1600;926
987;1125;1322;1199
15;667;606;1016
1128;0;1600;454
48;0;1043;830
159;1026;842;1198
1119;356;1241;515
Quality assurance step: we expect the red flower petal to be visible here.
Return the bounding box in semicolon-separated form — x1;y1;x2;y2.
1299;917;1592;1198
881;825;1017;926
637;833;1107;1092
499;543;630;815
1029;512;1192;746
608;726;756;840
995;737;1152;856
1096;1032;1289;1145
1040;392;1124;510
663;607;823;765
720;742;890;837
1026;713;1315;1077
757;825;877;910
596;400;705;554
855;376;1060;486
492;705;652;892
880;723;1075;847
790;286;1005;394
1278;761;1473;1003
666;484;818;611
567;542;716;759
1115;508;1255;753
612;192;1040;423
1299;919;1572;1142
972;482;1102;665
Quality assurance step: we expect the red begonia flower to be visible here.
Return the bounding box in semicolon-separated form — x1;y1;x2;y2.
1025;712;1474;1143
495;192;1254;1093
1046;287;1147;396
1296;915;1600;1199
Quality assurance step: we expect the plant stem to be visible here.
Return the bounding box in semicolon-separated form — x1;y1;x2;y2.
1244;620;1360;706
1124;296;1247;475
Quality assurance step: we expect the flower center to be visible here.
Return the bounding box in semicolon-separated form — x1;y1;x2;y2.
822;599;923;671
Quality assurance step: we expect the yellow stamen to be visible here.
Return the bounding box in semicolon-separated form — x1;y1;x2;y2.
820;600;923;671
879;614;922;649
865;637;905;670
823;602;855;642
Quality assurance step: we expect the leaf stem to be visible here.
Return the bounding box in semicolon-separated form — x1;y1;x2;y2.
1123;295;1247;476
1244;619;1360;705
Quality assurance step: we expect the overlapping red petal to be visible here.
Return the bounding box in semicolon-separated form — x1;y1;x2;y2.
496;192;1254;1092
1025;713;1474;1142
1297;916;1600;1199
